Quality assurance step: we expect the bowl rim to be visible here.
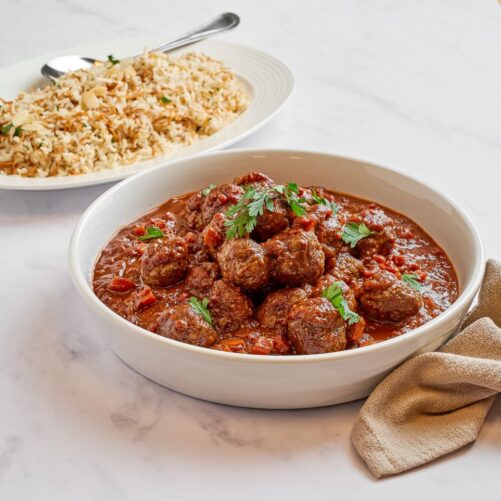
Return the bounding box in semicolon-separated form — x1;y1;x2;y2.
69;148;485;364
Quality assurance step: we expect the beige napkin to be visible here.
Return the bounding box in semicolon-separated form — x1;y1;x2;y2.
351;259;501;479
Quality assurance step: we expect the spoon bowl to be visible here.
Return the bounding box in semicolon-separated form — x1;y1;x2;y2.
41;12;240;80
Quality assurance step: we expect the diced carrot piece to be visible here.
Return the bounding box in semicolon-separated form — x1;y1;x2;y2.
250;336;274;355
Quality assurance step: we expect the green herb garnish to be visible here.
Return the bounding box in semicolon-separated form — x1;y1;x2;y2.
322;282;361;325
274;182;307;216
341;222;374;248
224;182;308;238
137;226;165;241
402;273;422;291
188;296;213;326
311;190;339;214
1;123;13;135
107;54;120;65
224;186;271;239
201;183;216;196
13;126;22;137
160;96;172;104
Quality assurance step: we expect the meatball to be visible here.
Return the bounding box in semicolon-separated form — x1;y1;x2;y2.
157;303;218;347
201;212;227;259
234;172;274;188
360;270;423;322
264;228;325;286
217;238;270;291
293;203;345;261
209;279;254;333
185;262;220;298
201;183;244;227
356;207;396;257
252;191;289;242
329;252;365;296
287;298;347;354
141;236;188;287
257;287;309;335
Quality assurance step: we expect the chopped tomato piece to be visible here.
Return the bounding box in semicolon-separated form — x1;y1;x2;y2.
132;225;146;237
349;317;366;344
203;226;223;248
373;254;386;264
392;254;406;266
149;217;168;231
108;276;136;292
133;286;157;310
250;336;274;355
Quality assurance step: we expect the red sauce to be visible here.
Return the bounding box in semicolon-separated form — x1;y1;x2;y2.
92;182;458;355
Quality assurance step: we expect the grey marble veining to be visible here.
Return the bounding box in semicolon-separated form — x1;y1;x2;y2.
1;0;500;499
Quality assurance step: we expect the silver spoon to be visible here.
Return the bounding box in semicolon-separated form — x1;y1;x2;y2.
41;12;240;80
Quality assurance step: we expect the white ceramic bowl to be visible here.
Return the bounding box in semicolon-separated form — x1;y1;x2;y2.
69;150;485;409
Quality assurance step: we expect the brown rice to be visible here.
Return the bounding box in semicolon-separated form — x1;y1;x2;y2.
0;51;248;177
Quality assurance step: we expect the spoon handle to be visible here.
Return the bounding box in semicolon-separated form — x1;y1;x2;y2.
152;12;240;54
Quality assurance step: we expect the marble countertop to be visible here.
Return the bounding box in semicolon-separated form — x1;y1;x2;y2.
1;0;500;499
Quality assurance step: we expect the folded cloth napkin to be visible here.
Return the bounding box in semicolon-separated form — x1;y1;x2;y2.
351;259;501;479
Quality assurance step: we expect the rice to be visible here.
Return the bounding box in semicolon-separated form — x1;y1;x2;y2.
0;51;249;177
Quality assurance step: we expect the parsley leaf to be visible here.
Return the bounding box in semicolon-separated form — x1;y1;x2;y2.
188;296;213;326
201;183;216;196
402;273;422;291
160;96;172;104
224;181;308;238
107;54;120;65
1;123;13;135
275;182;307;216
137;226;165;241
322;281;361;325
341;222;374;248
224;187;273;239
13;126;22;137
311;190;339;214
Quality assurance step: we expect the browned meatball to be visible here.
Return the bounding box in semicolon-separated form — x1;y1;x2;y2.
252;192;289;242
233;172;274;188
329;253;365;297
185;262;220;298
292;203;345;262
141;236;188;287
201;183;244;227
264;228;325;286
360;270;423;322
287;298;347;354
217;238;270;291
157;303;218;347
209;280;254;333
257;287;309;335
330;252;364;284
356;207;396;257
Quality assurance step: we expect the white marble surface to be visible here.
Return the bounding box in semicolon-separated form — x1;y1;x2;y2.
1;0;500;499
